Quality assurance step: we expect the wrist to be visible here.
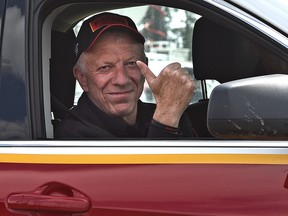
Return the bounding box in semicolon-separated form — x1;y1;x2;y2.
151;119;182;135
153;109;181;127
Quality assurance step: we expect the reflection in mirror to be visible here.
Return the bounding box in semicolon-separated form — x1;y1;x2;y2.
0;5;28;139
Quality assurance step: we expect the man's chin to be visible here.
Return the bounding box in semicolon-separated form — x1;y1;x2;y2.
109;103;136;120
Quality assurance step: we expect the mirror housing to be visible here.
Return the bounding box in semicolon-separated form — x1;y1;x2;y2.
207;74;288;140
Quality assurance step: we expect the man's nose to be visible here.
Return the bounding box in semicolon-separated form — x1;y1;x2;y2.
112;64;129;85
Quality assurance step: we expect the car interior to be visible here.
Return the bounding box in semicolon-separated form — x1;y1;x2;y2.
186;16;260;137
41;2;288;139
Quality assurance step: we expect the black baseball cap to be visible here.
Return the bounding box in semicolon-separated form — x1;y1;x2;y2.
74;12;145;60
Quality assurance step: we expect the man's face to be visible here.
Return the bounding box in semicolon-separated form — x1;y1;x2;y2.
76;31;146;123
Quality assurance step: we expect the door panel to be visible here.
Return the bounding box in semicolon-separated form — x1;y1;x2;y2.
1;162;288;215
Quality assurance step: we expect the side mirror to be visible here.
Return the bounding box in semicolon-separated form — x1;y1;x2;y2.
207;74;288;140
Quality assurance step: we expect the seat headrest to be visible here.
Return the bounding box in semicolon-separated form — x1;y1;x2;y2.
192;17;259;83
50;31;76;109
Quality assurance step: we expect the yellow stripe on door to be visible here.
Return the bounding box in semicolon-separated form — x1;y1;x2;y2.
0;153;288;164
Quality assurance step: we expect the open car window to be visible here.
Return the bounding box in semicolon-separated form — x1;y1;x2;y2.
73;5;220;105
47;2;288;140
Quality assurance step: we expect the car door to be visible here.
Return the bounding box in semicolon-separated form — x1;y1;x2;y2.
1;142;288;216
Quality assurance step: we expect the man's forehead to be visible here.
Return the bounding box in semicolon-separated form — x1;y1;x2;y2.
85;39;142;57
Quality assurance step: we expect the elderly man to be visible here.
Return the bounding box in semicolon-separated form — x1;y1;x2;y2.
55;12;197;139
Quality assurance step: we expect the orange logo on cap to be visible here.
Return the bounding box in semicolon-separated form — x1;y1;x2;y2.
89;15;129;32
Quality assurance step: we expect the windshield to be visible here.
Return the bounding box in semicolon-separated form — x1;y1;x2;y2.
228;0;288;34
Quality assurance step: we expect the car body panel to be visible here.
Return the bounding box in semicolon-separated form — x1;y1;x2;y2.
1;163;288;215
1;142;288;215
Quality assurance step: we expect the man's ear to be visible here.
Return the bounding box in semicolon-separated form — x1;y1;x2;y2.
74;68;88;92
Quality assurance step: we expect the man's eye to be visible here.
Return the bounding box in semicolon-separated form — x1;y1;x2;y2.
127;61;137;66
98;65;113;72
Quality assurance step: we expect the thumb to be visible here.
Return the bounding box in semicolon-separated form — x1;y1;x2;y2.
136;60;156;85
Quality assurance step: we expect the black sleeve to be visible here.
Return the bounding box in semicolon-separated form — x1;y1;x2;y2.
147;112;198;138
54;116;115;139
147;119;183;138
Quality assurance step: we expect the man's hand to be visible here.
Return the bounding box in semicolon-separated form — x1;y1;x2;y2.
137;61;196;127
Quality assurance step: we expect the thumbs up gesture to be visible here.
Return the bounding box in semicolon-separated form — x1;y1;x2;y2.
137;61;196;127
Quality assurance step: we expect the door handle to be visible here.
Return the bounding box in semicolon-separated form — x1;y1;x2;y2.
6;182;90;214
7;193;90;212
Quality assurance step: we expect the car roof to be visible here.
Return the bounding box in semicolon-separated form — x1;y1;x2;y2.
52;3;145;32
227;0;288;35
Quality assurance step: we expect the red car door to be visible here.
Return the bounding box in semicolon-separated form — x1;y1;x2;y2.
1;143;288;216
